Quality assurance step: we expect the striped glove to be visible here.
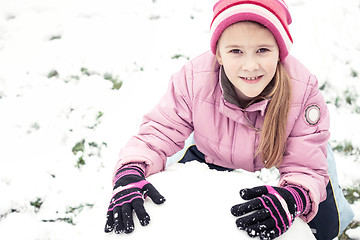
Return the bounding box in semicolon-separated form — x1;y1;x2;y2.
231;185;308;240
104;165;166;234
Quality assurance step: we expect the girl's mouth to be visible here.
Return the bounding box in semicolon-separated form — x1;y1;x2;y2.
240;75;263;84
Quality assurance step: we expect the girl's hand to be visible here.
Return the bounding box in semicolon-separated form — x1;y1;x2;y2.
231;185;307;240
104;166;165;234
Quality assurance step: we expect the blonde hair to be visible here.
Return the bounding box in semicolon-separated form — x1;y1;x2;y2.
255;62;292;168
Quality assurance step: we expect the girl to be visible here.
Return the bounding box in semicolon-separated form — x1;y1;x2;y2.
104;0;345;239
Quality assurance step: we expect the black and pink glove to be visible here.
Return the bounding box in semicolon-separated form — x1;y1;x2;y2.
231;185;308;240
104;165;166;234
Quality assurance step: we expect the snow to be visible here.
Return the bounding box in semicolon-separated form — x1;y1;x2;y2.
0;0;359;239
103;162;315;240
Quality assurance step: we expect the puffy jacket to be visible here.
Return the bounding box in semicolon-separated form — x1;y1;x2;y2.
115;51;330;221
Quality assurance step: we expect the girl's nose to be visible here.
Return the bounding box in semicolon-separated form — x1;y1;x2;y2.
241;56;260;72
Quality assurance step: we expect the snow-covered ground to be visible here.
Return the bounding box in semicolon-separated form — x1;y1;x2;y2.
0;0;359;239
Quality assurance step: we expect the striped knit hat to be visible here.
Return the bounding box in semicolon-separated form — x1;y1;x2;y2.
210;0;293;61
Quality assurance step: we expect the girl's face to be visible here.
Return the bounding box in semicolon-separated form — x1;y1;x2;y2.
216;21;279;106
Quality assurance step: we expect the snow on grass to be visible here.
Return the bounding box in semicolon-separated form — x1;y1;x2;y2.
0;0;359;239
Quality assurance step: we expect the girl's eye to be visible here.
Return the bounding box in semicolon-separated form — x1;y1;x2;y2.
230;49;242;54
257;48;270;53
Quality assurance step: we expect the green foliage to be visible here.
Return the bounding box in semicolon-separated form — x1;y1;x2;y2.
42;217;74;225
65;203;94;214
356;106;360;114
49;35;62;41
87;111;104;129
30;198;43;213
96;111;103;121
333;140;360;156
339;184;360;238
319;81;329;91
26;122;40;134
330;87;360;113
31;122;40;130
345;89;358;105
339;220;360;239
0;209;19;220
72;139;85;155
41;203;94;226
70;75;80;80
75;155;86;168
72;138;107;168
322;79;359;113
72;139;86;168
79;68;123;90
47;69;59;79
149;15;160;20
133;62;144;72
351;68;358;78
343;182;360;204
104;73;123;90
171;54;190;60
70;108;107;168
80;67;92;76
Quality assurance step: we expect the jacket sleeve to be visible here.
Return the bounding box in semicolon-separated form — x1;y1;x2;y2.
113;64;194;179
278;74;330;222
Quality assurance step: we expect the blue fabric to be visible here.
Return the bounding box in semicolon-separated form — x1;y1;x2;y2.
326;143;354;235
308;143;354;239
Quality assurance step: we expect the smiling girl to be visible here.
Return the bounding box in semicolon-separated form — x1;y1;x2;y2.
104;0;347;239
216;21;281;104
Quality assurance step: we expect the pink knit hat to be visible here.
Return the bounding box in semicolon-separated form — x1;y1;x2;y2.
210;0;293;61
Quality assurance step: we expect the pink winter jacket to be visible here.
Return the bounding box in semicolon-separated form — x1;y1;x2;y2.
115;51;330;222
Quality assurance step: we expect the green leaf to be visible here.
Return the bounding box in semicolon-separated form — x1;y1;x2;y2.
75;155;86;168
72;139;85;155
47;70;59;79
30;197;43;212
104;73;123;90
49;35;62;41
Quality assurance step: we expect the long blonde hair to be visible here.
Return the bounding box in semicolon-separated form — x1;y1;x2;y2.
255;62;292;168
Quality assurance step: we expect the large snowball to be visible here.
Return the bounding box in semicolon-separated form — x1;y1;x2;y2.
105;162;315;240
